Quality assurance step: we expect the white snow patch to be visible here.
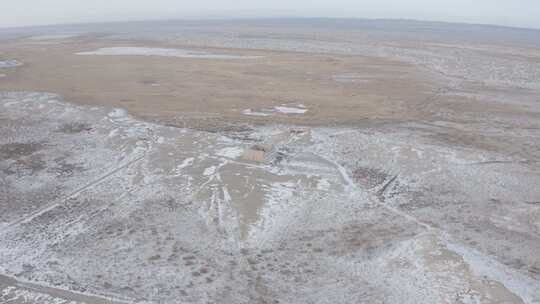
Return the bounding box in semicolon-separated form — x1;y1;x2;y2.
108;129;119;138
108;108;128;118
0;60;22;68
222;186;232;203
274;106;308;114
203;166;217;176
243;105;308;116
216;147;244;159
242;109;272;117
174;157;195;176
446;239;540;304
76;47;261;60
316;178;332;191
178;157;194;170
3;101;19;107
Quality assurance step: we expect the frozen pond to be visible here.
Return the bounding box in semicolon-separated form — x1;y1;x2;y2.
0;60;22;68
273;106;307;114
242;105;308;117
76;47;262;59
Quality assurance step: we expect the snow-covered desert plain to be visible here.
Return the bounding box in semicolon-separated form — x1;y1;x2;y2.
1;19;540;303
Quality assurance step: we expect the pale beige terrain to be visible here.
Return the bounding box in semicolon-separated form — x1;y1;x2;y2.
0;39;440;129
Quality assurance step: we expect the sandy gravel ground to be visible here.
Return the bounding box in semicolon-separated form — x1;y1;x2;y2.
1;20;540;303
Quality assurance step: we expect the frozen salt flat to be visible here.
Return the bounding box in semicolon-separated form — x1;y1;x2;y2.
332;73;374;83
0;60;22;68
1;92;539;303
274;106;308;114
27;34;79;41
242;109;272;116
242;105;308;117
76;47;261;59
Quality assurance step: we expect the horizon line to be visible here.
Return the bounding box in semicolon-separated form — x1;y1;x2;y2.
1;16;540;32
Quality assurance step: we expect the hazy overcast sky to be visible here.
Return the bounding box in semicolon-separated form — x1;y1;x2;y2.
2;0;539;29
